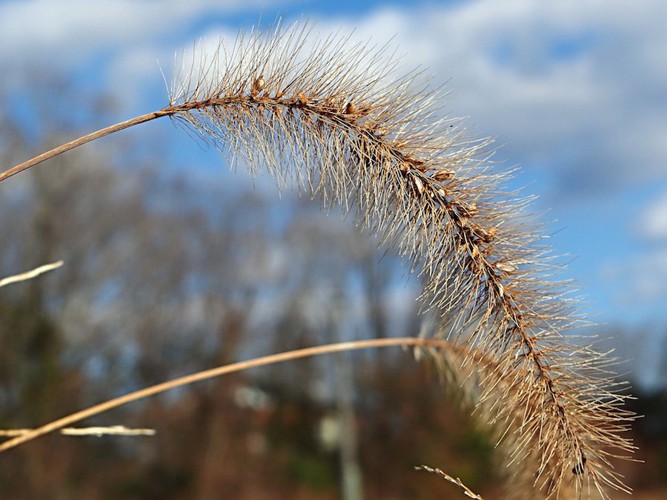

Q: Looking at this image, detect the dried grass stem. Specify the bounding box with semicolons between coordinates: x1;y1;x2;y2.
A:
0;337;458;453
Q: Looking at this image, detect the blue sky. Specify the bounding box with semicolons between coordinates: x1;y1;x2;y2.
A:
2;0;666;330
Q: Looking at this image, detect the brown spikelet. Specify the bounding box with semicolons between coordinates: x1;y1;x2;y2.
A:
166;20;635;498
251;75;265;96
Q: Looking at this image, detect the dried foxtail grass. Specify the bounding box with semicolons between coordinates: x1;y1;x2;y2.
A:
1;21;635;498
0;261;63;288
416;464;484;499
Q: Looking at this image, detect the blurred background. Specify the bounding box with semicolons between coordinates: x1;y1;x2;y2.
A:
1;0;666;498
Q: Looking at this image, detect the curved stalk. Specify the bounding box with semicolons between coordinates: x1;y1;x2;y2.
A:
0;337;455;453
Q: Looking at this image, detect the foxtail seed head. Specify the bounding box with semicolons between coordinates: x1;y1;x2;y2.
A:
168;21;636;498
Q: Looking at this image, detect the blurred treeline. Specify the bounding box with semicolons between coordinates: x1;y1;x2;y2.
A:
0;86;665;499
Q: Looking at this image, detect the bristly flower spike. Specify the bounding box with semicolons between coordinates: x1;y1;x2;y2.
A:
167;21;635;498
0;20;635;499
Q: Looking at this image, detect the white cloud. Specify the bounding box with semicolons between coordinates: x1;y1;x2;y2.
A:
0;0;294;112
338;0;667;197
0;0;265;60
638;191;667;241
